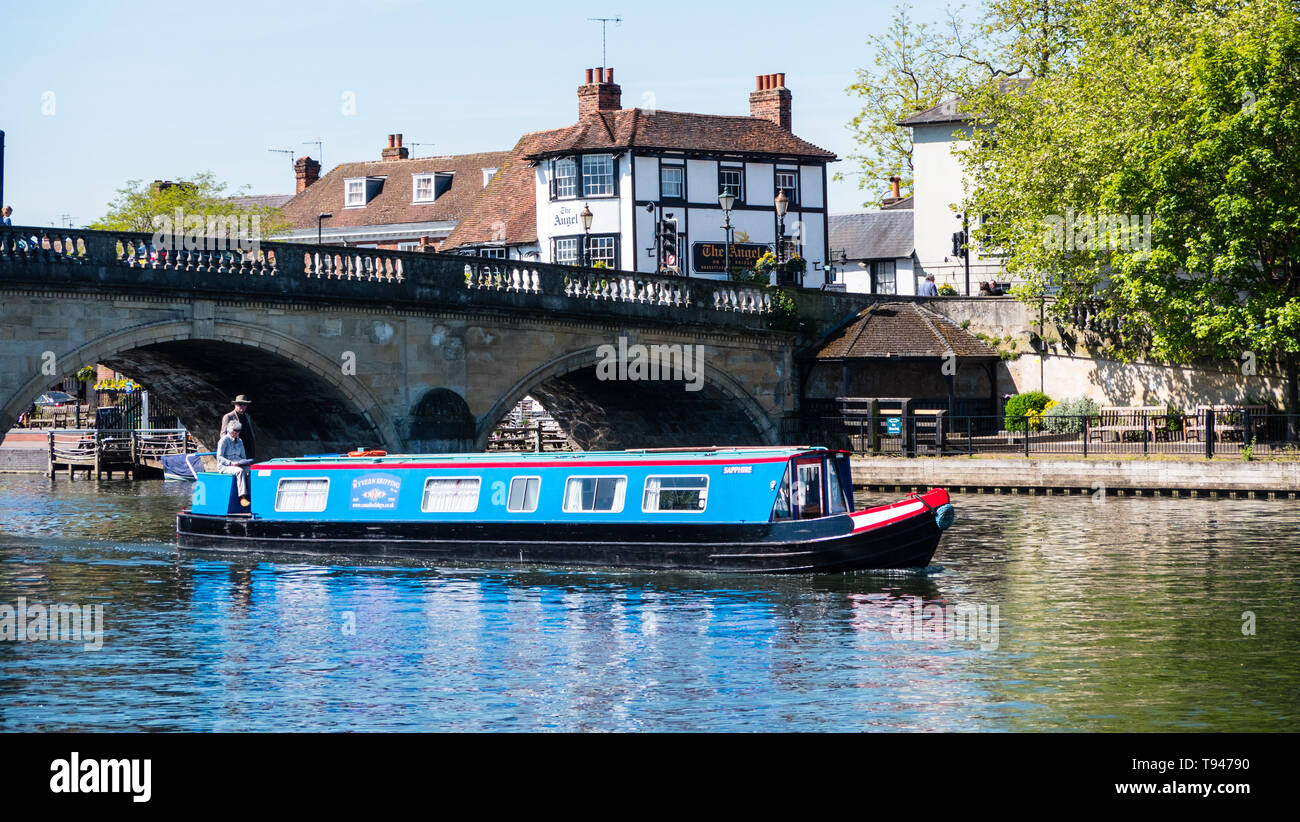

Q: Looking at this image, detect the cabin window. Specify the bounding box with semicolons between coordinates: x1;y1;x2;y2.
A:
275;478;330;512
794;459;824;519
824;455;848;514
563;476;626;513
507;476;541;513
770;464;792;520
421;477;480;513
642;475;708;512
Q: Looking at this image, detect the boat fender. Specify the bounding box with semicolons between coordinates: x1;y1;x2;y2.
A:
934;503;956;531
347;449;388;457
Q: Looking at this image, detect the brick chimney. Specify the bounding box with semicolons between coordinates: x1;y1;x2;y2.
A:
749;73;792;131
382;133;409;161
294;156;321;193
578;67;622;117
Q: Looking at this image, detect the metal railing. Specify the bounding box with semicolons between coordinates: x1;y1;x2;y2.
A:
809;410;1300;459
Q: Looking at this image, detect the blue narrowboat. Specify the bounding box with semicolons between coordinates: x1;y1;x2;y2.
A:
176;446;955;573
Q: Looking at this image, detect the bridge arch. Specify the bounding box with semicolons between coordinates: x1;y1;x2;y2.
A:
476;345;780;451
2;319;400;456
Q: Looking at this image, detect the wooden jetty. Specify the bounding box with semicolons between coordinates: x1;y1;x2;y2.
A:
46;428;196;478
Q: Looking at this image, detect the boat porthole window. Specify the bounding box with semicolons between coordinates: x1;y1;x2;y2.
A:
563;476;626;513
507;476;541;513
642;475;708;513
274;477;330;512
421;477;481;513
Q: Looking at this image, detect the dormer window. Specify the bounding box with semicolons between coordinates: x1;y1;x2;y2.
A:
345;178;366;208
345;176;384;208
482;168;498;188
412;172;454;204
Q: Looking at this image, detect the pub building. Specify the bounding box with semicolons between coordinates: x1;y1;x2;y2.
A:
444;69;838;285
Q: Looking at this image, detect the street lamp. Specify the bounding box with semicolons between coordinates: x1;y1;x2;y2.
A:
316;212;332;246
773;190;789;265
718;190;735;277
579;203;593;266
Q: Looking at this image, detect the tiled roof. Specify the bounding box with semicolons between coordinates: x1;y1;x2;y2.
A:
897;80;1033;127
815;302;999;360
279;150;512;231
443;132;556;249
882;194;913;210
523;109;837;160
229;194;293;209
829;211;914;260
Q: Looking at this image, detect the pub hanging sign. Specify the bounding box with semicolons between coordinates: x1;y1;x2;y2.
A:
691;242;769;273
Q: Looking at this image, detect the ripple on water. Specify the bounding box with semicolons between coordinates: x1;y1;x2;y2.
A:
0;476;1297;730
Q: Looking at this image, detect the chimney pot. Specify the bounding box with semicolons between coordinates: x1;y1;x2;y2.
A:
577;65;622;116
388;135;395;147
755;75;763;91
750;72;793;131
395;133;402;147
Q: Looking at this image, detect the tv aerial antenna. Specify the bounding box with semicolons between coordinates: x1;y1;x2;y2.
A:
587;16;622;68
408;141;436;158
268;147;294;165
303;138;324;168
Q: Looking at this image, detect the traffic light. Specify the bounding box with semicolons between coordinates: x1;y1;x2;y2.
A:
951;230;968;258
659;216;679;274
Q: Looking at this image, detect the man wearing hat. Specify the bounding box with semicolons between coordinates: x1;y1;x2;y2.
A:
220;395;257;460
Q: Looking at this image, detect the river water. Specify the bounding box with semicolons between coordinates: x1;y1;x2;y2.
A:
0;474;1295;732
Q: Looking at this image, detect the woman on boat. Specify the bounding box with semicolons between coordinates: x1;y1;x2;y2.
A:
216;422;254;507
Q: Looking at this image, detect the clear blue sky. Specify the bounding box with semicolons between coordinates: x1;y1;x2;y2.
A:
0;0;920;228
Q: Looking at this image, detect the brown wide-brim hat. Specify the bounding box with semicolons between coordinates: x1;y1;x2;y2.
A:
232;395;252;404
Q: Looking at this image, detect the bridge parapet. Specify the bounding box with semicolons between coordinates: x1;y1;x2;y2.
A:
0;225;779;326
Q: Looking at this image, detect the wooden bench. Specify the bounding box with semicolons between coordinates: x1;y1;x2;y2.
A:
1088;405;1166;442
1185;405;1268;442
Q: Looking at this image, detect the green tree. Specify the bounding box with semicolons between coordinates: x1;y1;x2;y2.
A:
842;6;972;201
957;0;1300;419
91;171;290;238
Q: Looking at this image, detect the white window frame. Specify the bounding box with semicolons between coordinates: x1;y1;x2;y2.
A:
412;173;436;203
420;476;481;513
719;166;744;203
562;475;627;513
586;235;616;267
345;178;366;208
397;241;420;252
581;154;615;197
274;477;330;513
478;246;507;259
553;157;578;199
554;237;579;265
641;474;709;514
506;476;542;513
776;169;798;206
660;164;684;200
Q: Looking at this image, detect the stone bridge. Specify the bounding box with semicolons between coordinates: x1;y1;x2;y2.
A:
0;225;870;457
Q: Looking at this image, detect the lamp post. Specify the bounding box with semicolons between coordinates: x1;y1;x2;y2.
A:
718;190;735;277
579;203;593;266
774;190;789;265
316;212;331;246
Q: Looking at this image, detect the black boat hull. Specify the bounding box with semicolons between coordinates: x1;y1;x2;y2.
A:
175;492;949;574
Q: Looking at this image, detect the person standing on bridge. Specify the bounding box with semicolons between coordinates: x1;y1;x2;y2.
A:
220;395;257;460
918;273;939;297
1;206;12;226
217;421;253;507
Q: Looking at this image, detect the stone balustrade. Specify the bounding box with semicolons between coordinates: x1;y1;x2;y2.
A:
0;225;793;326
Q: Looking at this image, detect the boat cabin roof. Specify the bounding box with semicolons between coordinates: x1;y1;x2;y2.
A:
254;446;838;469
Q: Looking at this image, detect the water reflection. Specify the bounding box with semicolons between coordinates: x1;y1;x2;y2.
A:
0;475;1296;731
